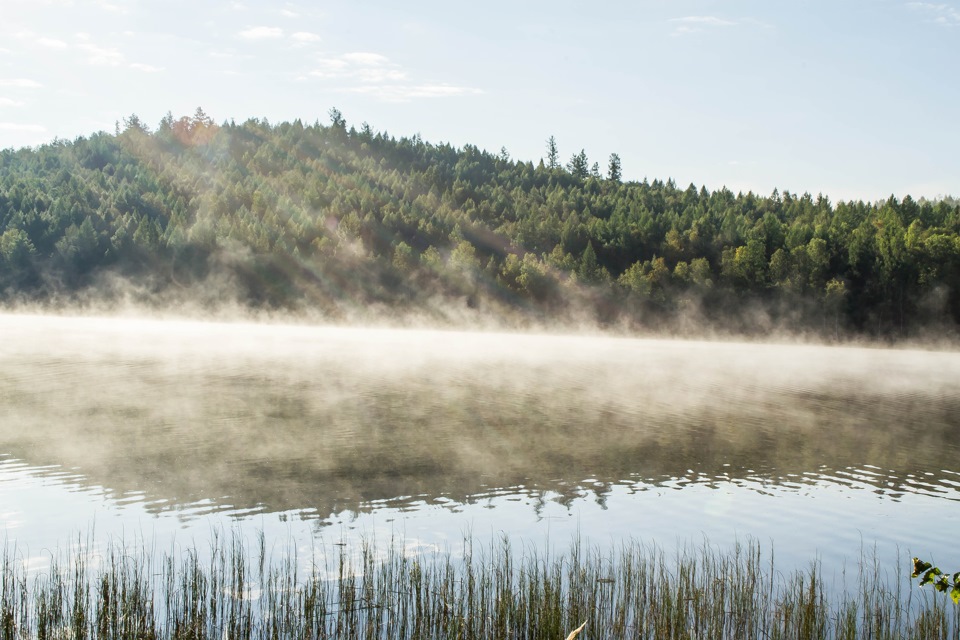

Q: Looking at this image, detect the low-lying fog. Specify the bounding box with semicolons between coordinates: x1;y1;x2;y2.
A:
1;312;959;569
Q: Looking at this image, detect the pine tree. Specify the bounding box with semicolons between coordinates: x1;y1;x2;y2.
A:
578;241;601;282
329;107;346;130
546;136;559;169
608;153;622;182
568;149;589;180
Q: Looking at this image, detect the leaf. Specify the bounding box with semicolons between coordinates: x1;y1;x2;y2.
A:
922;567;944;587
565;621;587;640
952;585;960;605
913;558;933;577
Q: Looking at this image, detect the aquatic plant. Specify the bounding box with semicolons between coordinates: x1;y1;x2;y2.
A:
0;534;956;639
913;558;960;604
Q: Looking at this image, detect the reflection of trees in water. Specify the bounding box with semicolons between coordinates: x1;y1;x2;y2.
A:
1;338;959;523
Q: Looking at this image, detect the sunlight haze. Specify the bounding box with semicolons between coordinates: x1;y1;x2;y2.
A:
2;3;960;632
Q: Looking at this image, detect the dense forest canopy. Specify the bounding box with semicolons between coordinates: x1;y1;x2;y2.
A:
1;108;958;338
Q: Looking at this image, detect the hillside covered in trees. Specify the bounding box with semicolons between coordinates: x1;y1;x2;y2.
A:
1;108;959;338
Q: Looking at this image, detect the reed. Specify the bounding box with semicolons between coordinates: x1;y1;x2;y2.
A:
0;533;955;639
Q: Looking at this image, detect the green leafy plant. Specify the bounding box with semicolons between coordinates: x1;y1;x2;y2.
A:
912;558;960;604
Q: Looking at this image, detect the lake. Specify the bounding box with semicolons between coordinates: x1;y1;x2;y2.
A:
1;313;959;581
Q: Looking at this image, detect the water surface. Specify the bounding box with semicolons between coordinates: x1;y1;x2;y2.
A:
1;314;959;574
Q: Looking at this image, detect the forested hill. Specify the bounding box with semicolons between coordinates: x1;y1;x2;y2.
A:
1;109;959;338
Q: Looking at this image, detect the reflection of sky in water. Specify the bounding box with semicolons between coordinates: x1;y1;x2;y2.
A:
4;455;959;578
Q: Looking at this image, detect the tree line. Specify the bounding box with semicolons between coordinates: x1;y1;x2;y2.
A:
0;107;958;337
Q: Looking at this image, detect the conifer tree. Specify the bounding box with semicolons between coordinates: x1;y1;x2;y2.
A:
546;136;559;169
568;149;589;180
608;153;622;182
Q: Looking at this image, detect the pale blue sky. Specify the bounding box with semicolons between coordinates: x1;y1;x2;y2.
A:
1;0;957;202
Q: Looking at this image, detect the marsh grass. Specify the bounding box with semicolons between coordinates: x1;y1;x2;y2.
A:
0;533;956;639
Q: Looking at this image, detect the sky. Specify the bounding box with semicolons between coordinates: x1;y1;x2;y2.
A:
0;0;958;203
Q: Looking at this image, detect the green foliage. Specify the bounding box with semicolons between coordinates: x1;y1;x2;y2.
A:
607;153;622;182
392;241;415;272
577;241;607;283
449;240;480;274
912;558;960;604
567;149;589;181
0;228;34;266
329;107;346;130
518;253;552;301
0;108;957;335
546;136;559;170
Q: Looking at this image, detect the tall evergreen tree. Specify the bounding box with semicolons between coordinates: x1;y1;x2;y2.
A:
546;136;559;169
568;149;589;180
608;153;622;182
329;107;346;130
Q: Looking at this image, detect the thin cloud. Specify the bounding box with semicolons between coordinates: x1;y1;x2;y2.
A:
906;1;960;25
339;84;483;103
669;15;737;36
129;62;163;72
209;49;253;60
0;79;43;88
95;0;129;13
310;52;406;83
291;31;320;43
281;9;298;18
0;123;46;132
672;16;736;26
0;99;25;107
5;30;70;49
239;26;284;40
74;37;162;72
341;52;390;65
78;42;125;66
306;51;482;101
37;37;69;49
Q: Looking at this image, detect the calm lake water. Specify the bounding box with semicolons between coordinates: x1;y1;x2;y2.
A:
1;313;959;578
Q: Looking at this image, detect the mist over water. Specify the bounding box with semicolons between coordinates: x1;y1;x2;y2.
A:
1;312;959;573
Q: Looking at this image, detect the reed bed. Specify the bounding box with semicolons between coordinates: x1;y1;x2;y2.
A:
0;533;955;639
